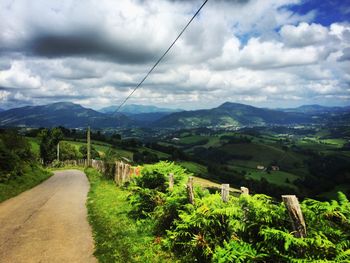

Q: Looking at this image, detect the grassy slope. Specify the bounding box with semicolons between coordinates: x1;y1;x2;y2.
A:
85;168;175;263
27;136;134;159
178;161;208;176
27;137;40;156
0;165;52;203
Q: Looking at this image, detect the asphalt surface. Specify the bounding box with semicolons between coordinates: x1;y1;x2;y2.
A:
0;169;97;263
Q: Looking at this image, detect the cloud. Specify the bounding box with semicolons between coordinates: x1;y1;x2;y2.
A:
338;47;350;61
280;22;331;47
29;31;159;64
0;0;349;110
0;61;42;89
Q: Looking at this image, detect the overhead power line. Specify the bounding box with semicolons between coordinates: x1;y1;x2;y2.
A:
115;0;209;113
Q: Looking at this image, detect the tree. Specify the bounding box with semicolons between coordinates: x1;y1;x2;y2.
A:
59;142;81;161
79;145;100;159
39;128;64;165
0;130;35;182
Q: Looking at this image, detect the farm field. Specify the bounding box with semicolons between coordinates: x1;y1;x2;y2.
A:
178;161;208;177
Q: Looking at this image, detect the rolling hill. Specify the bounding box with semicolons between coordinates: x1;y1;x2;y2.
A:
0;102;134;128
154;102;313;128
100;104;182;115
1;101;348;129
280;104;350;114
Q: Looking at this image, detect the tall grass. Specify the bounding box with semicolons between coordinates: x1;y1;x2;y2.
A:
0;164;52;203
85;168;176;262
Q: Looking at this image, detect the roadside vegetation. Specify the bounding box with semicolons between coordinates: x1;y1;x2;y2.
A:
6;124;350;201
87;161;350;262
0;129;52;202
85;167;175;262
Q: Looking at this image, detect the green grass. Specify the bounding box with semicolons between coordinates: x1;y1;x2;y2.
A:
0;165;52;203
177;135;210;145
138;147;171;159
246;170;298;189
178;161;208;176
85;168;175;262
318;184;350;200
297;137;346;151
63;140;133;159
320;138;347;148
228;164;298;189
220;142;303;170
27;137;40;156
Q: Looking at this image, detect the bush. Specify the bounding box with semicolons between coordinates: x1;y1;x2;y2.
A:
39;128;64;165
128;162;188;219
164;193;350;262
59;141;81;160
79;145;100;159
0;130;35;182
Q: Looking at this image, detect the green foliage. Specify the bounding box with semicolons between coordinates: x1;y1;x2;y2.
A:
128;162;189;224
162;193;350;262
59;141;81;160
0;164;52;203
134;161;187;191
79;144;100;159
123;161;350;262
133;150;159;164
0;130;36;182
213;240;264;263
0;130;52;202
39;128;63;165
85;168;175;262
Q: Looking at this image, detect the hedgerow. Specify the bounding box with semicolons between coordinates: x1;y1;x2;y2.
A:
126;161;350;262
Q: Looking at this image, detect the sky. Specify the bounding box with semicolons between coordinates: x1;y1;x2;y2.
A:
0;0;349;110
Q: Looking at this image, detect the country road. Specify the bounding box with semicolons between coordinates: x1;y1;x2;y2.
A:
0;170;96;263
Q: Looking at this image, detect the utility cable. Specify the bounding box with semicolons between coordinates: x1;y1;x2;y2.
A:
115;0;209;112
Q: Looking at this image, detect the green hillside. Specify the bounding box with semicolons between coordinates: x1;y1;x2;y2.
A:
155;102;312;128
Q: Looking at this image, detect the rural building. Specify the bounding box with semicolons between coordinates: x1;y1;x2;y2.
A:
257;165;265;170
271;165;280;171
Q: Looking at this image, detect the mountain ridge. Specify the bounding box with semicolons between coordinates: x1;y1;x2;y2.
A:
0;102;133;128
99;104;183;115
154;102;316;128
1;101;349;129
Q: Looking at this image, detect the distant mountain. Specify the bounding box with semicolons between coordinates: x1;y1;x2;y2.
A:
280;104;350;114
127;112;173;124
154;102;312;128
0;108;4;112
0;102;133;128
2;101;348;129
99;105;119;114
100;104;182;115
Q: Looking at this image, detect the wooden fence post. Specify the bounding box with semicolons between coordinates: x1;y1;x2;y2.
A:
240;186;249;195
169;173;174;190
129;167;134;179
187;177;195;205
124;164;130;183
117;162;122;185
221;184;230;202
114;161;118;184
57;142;60;162
282;195;306;238
87;127;91;167
121;162;126;183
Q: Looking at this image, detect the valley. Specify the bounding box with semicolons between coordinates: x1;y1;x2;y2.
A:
15;116;350;200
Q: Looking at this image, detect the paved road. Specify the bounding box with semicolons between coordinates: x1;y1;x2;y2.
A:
0;170;97;263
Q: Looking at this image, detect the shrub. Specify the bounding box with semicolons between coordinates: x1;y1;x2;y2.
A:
59;141;81;160
164;192;350;262
128;162;188;219
0;130;35;182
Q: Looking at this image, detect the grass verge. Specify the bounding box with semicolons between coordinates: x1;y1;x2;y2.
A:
0;164;52;203
85;168;175;262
